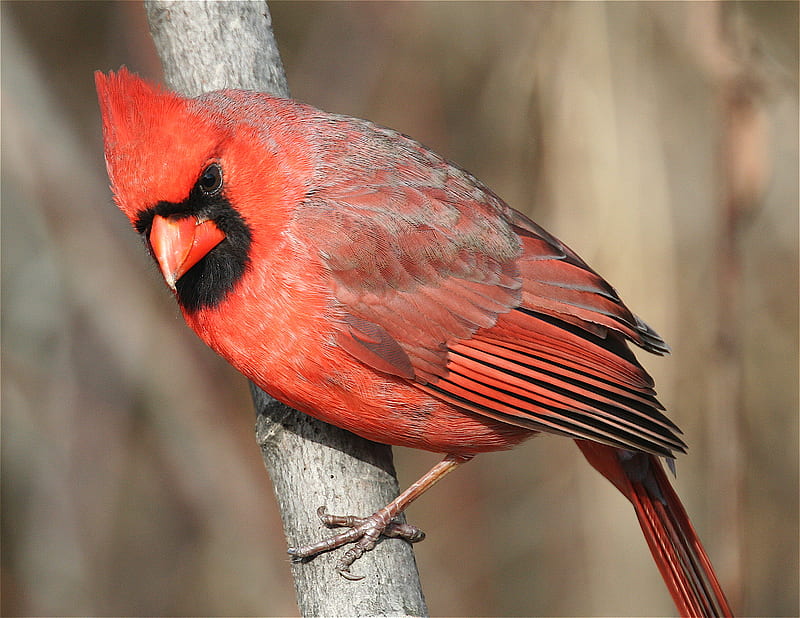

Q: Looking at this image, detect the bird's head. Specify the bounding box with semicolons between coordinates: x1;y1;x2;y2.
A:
95;68;311;312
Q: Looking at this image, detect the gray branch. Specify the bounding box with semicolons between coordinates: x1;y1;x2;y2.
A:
144;2;428;616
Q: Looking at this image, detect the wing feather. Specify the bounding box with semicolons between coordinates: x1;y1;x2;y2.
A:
295;117;678;455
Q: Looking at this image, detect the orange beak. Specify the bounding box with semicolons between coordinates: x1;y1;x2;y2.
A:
149;215;226;290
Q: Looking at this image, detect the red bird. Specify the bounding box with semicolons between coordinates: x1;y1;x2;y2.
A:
96;68;731;616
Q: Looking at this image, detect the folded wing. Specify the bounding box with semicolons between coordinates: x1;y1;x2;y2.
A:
295;121;681;456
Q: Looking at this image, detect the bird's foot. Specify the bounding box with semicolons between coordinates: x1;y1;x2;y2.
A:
287;505;426;580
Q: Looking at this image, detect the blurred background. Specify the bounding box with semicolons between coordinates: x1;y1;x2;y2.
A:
2;2;797;616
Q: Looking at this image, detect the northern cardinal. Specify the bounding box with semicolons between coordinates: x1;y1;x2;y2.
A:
96;68;731;616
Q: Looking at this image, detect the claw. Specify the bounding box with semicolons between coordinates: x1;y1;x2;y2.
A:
287;505;427;578
287;456;467;579
338;567;365;582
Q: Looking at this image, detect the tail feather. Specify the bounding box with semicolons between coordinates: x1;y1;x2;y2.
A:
576;440;732;617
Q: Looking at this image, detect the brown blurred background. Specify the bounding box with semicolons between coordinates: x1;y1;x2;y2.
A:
2;2;797;616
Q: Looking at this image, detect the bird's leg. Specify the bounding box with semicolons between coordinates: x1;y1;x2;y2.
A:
287;453;471;579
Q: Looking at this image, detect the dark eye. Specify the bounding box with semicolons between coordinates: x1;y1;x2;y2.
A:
198;163;223;196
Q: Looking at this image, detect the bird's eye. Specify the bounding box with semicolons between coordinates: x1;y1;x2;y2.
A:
198;163;223;196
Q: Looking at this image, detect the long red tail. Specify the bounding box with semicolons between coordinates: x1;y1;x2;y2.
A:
577;440;732;617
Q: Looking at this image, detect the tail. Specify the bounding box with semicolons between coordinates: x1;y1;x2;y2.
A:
576;440;733;617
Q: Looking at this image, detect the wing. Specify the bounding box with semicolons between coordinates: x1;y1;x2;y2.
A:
297;184;523;384
294;120;682;456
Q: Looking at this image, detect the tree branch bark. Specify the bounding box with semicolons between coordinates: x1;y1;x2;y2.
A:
144;2;428;616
